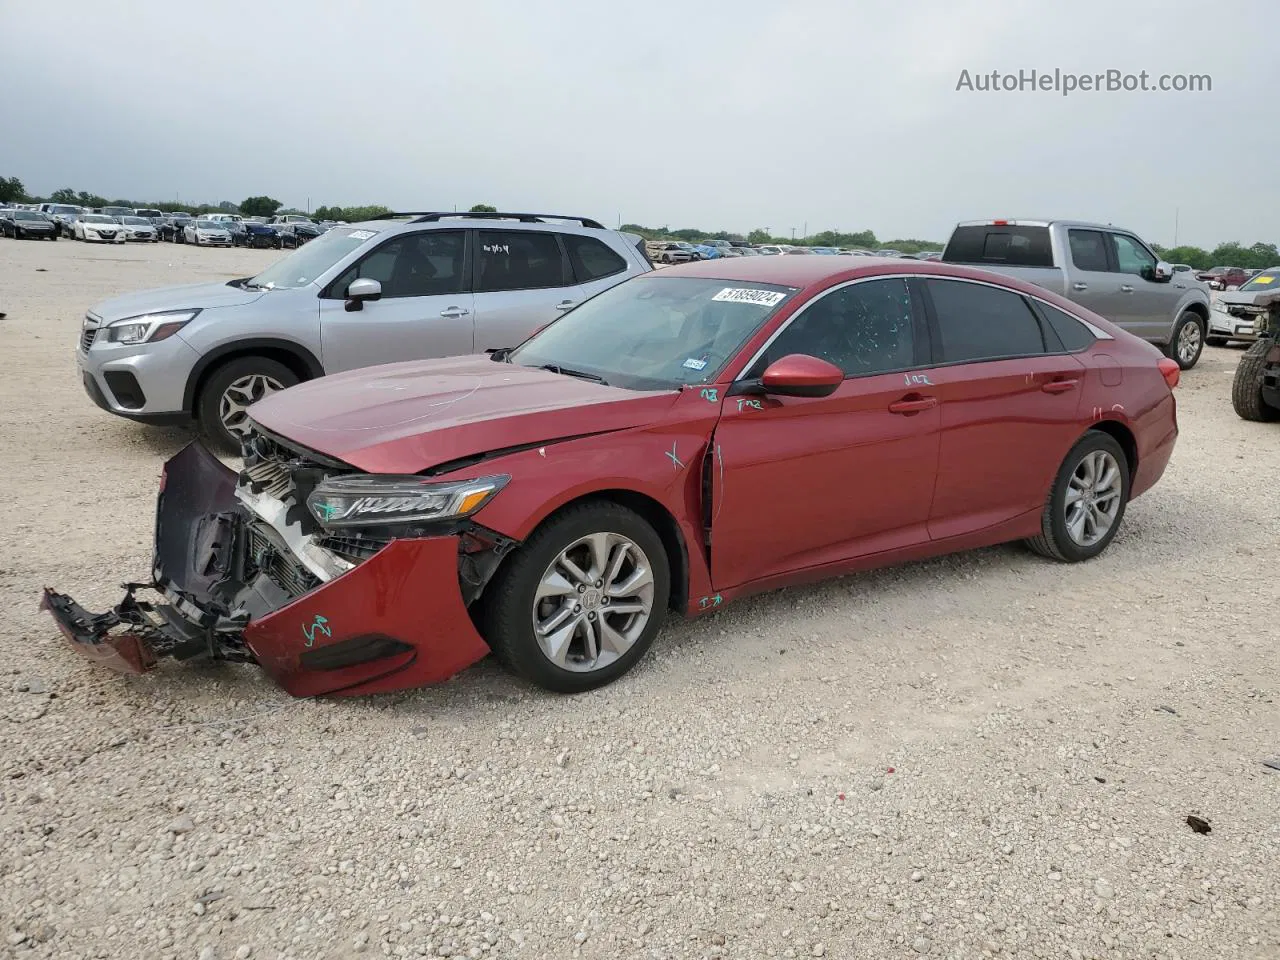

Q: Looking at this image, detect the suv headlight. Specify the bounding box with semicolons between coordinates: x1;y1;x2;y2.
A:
307;474;508;529
105;309;200;344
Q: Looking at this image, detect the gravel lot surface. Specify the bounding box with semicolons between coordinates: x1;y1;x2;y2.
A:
1;240;1278;960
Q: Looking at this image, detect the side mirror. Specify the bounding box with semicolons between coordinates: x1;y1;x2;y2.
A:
760;353;844;398
1151;261;1174;283
344;277;382;312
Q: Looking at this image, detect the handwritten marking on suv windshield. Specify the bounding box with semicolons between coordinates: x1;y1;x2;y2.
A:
711;288;786;307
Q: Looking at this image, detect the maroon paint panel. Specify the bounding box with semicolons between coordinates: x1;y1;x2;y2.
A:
243;537;490;698
41;589;158;675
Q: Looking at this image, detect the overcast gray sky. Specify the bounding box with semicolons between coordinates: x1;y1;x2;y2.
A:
2;0;1275;247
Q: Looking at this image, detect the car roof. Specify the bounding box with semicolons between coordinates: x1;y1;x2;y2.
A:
652;254;1088;295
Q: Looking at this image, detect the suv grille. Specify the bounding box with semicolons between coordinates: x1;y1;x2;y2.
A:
80;315;100;353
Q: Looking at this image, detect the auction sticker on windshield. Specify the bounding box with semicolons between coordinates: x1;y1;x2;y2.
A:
347;230;377;241
711;288;787;307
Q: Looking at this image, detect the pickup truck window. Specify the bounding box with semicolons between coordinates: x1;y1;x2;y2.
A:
926;279;1046;363
941;226;1053;267
1035;301;1096;352
1068;230;1109;272
1110;234;1156;276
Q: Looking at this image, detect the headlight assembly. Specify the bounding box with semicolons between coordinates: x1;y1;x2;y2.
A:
105;309;200;344
307;474;508;529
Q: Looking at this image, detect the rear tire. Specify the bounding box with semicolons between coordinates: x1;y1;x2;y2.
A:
1231;338;1280;422
1025;431;1130;563
480;501;670;694
1166;311;1205;370
196;356;299;454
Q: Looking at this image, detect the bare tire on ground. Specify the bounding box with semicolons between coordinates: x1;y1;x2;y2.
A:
196;356;298;454
1231;338;1280;422
1166;311;1205;370
1026;430;1131;563
481;501;671;694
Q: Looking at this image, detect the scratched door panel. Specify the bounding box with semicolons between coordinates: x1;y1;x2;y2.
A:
926;354;1087;540
709;373;941;590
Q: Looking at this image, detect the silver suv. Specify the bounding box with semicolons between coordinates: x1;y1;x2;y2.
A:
77;211;653;450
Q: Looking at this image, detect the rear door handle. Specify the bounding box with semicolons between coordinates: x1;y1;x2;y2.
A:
888;396;938;414
1041;378;1079;394
440;306;470;319
1071;282;1088;291
555;300;576;311
1119;284;1134;293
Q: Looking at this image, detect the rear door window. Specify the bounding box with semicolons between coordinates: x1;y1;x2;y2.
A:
1034;301;1097;352
1067;229;1110;272
926;278;1046;363
475;230;570;292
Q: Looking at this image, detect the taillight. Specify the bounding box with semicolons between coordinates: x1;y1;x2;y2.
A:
1157;357;1180;389
992;219;1009;226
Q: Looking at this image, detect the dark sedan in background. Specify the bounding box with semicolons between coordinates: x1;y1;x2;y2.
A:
2;209;59;240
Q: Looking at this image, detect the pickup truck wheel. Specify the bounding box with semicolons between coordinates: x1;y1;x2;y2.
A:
196;357;299;454
480;501;670;694
1231;339;1280;422
1167;312;1204;370
1025;431;1130;563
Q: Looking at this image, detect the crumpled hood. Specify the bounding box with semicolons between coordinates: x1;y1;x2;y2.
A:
1218;287;1280;308
89;281;266;322
248;355;680;474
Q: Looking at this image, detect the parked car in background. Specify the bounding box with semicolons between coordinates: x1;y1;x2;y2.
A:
120;216;159;242
917;251;943;261
184;219;233;246
237;220;280;248
809;247;839;255
1196;266;1247;290
2;209;59;240
270;214;315;227
47;254;1181;698
1171;263;1194;275
160;214;192;242
1209;266;1280;346
74;211;654;450
875;249;902;257
649;241;695;264
134;208;165;223
74;214;126;243
940;219;1212;369
99;205;134;220
276;221;325;248
781;245;813;255
756;245;784;255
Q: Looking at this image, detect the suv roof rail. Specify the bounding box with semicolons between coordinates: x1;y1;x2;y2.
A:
378;211;607;229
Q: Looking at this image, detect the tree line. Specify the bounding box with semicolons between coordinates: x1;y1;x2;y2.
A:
3;175;1276;266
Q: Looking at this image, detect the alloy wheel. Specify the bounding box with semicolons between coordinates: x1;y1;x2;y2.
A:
1177;320;1202;365
1064;449;1122;547
532;532;655;673
218;374;284;439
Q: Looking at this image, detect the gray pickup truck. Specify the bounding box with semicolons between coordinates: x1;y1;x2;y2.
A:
941;219;1212;369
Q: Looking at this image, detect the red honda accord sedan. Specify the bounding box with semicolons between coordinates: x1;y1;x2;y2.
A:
44;257;1180;698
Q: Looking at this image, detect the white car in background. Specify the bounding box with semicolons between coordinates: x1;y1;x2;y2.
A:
73;214;127;243
183;219;232;246
120;216;160;242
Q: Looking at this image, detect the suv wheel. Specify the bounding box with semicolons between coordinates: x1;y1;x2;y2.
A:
481;501;670;694
196;357;299;453
1167;311;1204;370
1231;338;1280;422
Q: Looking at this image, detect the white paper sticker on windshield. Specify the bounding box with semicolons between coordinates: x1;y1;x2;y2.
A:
348;230;376;240
711;287;786;307
682;357;708;370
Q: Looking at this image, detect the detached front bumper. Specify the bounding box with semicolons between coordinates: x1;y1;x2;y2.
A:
42;443;492;698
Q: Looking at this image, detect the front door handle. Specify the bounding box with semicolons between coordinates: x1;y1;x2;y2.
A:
555;300;575;311
888;395;937;415
1041;378;1079;394
1119;284;1134;293
1072;282;1088;291
440;306;470;319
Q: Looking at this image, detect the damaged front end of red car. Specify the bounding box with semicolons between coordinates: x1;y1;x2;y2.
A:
42;436;516;697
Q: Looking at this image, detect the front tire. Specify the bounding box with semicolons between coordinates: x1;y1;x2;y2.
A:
1025;431;1130;563
1166;311;1205;370
1232;338;1280;422
481;501;671;693
195;356;298;454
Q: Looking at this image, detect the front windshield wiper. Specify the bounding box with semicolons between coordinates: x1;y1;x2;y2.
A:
538;363;608;385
